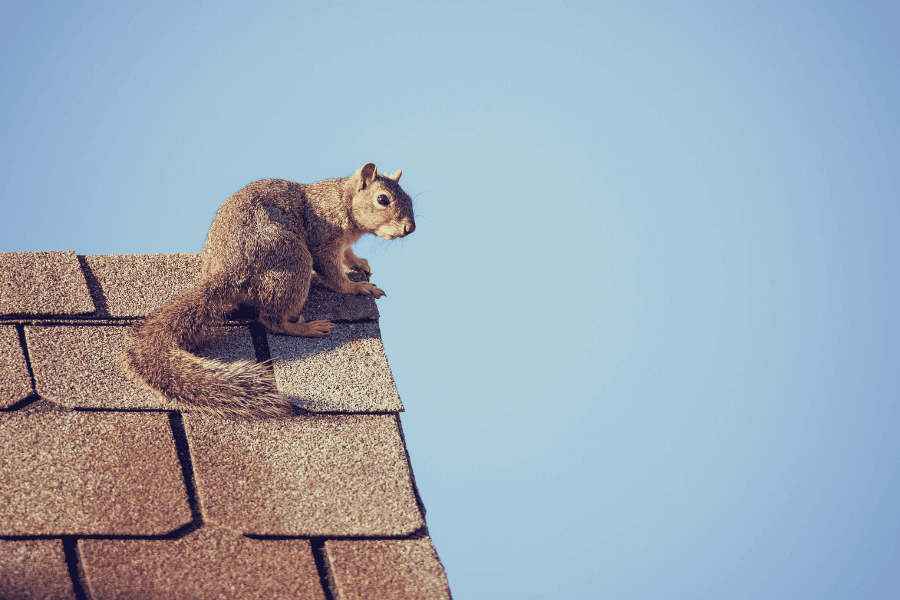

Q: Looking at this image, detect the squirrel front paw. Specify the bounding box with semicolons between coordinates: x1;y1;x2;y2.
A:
353;281;385;298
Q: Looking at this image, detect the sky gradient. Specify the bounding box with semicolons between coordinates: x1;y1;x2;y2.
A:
2;1;898;598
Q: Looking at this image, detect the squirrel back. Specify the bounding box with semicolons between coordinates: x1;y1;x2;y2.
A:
124;163;415;418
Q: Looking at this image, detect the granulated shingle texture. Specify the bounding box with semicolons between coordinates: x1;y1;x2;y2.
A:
184;413;424;536
0;251;450;595
196;326;258;363
270;321;403;412
80;253;203;317
0;251;94;315
325;538;452;600
24;325;179;410
0;411;192;535
0;539;76;600
80;526;325;600
26;324;257;410
0;325;33;408
302;274;380;322
79;253;378;321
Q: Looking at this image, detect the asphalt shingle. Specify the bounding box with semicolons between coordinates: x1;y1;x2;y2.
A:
325;537;452;600
0;325;32;408
0;250;449;594
24;324;256;410
0;539;76;600
301;271;380;322
79;253;379;321
25;325;177;410
0;251;94;316
0;411;192;535
270;321;403;413
80;526;325;600
184;413;424;536
80;253;203;318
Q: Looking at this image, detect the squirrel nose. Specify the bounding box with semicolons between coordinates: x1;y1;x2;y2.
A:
403;221;416;235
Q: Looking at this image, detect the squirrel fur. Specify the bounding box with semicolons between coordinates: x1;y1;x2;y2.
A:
124;162;415;418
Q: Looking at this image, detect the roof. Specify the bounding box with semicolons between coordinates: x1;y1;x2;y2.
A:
0;251;451;599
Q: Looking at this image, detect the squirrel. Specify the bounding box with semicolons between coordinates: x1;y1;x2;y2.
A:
124;162;415;418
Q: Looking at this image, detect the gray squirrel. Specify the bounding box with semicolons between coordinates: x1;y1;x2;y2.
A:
124;163;415;417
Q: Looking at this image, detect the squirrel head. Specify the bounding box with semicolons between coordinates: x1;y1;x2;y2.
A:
349;162;416;240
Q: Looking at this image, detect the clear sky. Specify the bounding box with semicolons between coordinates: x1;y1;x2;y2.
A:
2;1;898;598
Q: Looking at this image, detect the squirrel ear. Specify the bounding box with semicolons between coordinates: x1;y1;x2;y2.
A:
359;163;378;190
389;169;402;182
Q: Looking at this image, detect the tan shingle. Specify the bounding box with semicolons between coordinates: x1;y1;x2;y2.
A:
25;325;255;410
0;325;33;408
196;326;260;364
80;526;325;600
0;539;76;600
0;250;449;594
80;254;203;317
25;325;177;410
0;411;192;535
325;537;452;600
0;251;94;316
270;321;403;413
80;253;378;321
302;272;380;322
184;414;424;536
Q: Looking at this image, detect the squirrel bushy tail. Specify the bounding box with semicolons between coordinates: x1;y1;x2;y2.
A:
124;163;415;417
124;277;291;418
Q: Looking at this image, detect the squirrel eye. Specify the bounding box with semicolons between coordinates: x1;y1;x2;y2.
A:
377;194;391;206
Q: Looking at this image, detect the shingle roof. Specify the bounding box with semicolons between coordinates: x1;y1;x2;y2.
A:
0;252;451;599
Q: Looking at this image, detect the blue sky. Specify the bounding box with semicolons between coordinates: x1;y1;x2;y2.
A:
2;1;899;598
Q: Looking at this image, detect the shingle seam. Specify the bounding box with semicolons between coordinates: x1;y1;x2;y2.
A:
0;396;40;411
0;524;431;543
67;408;405;417
2;323;41;411
395;414;428;519
0;534;72;541
293;410;404;416
310;538;339;600
0;319;130;326
2;523;219;542
0;531;210;542
330;316;379;325
167;412;205;533
282;315;379;325
0;312;99;320
62;536;90;600
0;316;370;325
15;324;36;389
243;525;431;542
75;254;103;317
0;318;256;326
249;321;272;363
70;407;172;413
